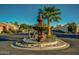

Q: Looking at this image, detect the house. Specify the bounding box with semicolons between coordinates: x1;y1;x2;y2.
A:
0;25;4;33
0;23;9;33
0;23;19;33
53;25;68;32
7;24;19;31
76;25;79;33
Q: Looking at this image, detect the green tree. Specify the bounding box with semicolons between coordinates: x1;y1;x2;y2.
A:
13;21;19;26
39;6;62;36
67;22;77;33
71;22;77;33
20;24;29;29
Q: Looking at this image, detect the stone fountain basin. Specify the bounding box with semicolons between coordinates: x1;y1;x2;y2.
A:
11;39;70;50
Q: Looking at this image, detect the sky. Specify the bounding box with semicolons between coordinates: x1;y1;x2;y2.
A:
0;4;79;26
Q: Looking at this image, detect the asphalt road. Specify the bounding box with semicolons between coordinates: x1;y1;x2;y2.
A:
54;33;79;39
0;38;79;55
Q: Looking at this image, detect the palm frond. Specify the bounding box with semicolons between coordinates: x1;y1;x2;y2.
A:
38;6;62;23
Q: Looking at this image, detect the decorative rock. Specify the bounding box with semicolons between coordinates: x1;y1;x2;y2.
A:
11;39;70;50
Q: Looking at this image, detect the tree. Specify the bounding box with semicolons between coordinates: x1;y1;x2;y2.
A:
39;6;62;36
20;24;29;29
13;21;19;26
71;22;77;33
67;22;77;33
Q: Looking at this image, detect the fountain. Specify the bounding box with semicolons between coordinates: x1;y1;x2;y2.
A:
11;14;70;50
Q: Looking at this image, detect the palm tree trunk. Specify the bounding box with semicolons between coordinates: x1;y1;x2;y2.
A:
48;19;51;36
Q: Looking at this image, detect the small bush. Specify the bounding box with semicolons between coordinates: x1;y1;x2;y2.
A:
47;34;57;39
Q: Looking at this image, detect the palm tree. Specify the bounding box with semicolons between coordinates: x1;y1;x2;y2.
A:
39;6;62;36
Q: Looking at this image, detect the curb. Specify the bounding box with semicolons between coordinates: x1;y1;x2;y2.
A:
11;40;70;50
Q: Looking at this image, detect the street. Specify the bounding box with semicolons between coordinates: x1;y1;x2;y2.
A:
0;38;79;55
